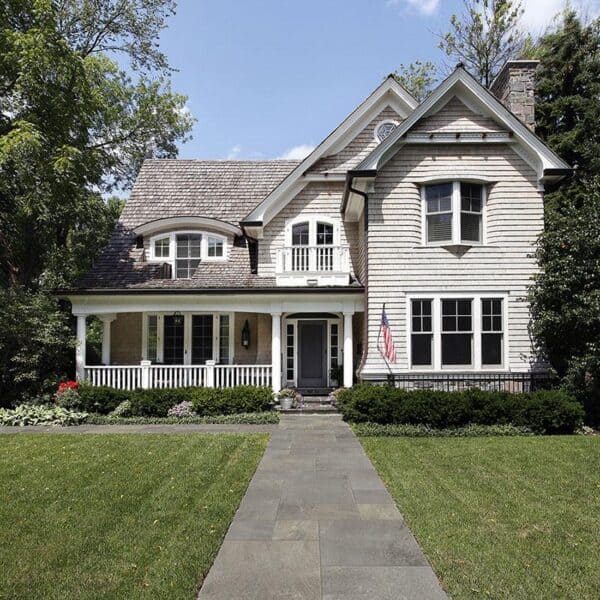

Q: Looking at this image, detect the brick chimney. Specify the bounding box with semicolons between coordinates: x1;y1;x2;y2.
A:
490;60;539;131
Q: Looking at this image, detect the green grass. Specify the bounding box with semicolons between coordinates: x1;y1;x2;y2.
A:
361;436;600;600
0;433;268;599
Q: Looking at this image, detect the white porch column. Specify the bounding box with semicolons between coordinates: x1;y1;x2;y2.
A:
343;311;354;388
75;314;87;382
271;312;282;393
98;314;117;366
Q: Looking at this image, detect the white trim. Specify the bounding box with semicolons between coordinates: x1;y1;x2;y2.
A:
285;215;340;247
134;216;241;237
406;292;509;372
357;67;570;181
242;77;417;226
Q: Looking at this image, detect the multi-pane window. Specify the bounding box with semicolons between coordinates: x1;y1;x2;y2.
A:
191;315;213;364
153;237;170;258
425;183;453;243
482;299;503;365
441;299;473;366
423;182;485;245
286;323;295;381
163;315;184;364
460;183;483;242
330;323;339;372
317;223;334;245
291;222;310;246
176;234;202;279
219;315;230;364
147;315;158;362
411;300;433;366
207;236;224;258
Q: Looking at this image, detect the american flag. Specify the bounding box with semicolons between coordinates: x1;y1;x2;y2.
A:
378;306;397;363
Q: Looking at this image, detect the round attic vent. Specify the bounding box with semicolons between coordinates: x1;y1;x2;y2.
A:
375;120;398;143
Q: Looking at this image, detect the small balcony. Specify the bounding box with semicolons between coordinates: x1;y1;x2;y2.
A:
275;245;351;286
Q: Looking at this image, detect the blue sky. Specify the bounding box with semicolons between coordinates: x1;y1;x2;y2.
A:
159;0;598;161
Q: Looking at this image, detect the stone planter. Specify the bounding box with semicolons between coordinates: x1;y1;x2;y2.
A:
280;397;294;410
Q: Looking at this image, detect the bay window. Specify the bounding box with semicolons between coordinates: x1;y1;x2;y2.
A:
423;181;485;246
409;295;506;370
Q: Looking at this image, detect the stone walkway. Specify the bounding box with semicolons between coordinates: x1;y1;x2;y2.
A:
198;414;447;600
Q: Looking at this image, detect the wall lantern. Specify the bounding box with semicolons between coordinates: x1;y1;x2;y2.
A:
173;311;184;327
241;319;251;349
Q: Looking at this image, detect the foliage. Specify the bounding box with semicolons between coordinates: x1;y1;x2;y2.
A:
0;404;87;426
0;433;267;597
109;399;132;418
391;61;438;102
353;422;533;437
54;387;80;410
336;384;584;433
76;384;129;414
128;387;191;417
190;385;274;416
362;436;600;599
0;287;73;407
166;400;196;418
86;412;280;425
530;11;600;426
439;0;525;86
276;388;297;399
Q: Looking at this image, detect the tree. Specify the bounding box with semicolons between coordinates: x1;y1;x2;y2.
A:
439;0;525;87
529;10;600;425
0;0;193;402
391;61;438;102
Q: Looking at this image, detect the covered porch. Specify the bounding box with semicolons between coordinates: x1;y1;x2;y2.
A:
69;291;364;392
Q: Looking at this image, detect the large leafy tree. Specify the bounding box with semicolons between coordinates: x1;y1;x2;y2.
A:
439;0;525;86
0;0;193;402
391;61;438;102
530;10;600;424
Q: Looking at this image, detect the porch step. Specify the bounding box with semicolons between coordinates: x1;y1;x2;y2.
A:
276;394;338;414
296;387;334;397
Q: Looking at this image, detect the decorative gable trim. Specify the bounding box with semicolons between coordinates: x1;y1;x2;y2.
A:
356;67;571;182
133;216;242;237
241;76;417;231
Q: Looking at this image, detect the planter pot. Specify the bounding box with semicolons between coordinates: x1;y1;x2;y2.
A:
280;397;293;410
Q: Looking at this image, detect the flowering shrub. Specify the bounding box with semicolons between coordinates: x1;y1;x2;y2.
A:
54;387;81;410
0;404;88;426
167;401;196;418
58;381;78;393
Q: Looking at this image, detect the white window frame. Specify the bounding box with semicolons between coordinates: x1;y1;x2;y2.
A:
406;293;509;372
142;312;233;365
420;181;487;247
285;215;340;247
148;230;228;278
374;119;399;143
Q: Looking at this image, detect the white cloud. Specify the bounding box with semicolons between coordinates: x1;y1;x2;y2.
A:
278;144;315;160
521;0;600;33
387;0;440;17
227;144;242;159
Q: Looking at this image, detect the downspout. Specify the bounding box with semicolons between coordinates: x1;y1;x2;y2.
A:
347;176;370;382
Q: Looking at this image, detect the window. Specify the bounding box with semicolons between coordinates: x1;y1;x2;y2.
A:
207;236;224;258
163;315;184;364
423;182;485;246
330;323;339;372
147;315;158;362
219;315;230;364
292;222;309;246
286;323;295;381
176;234;202;279
153;237;170;258
482;298;503;365
411;300;433;366
317;222;334;245
375;120;398;142
408;295;507;370
425;183;453;243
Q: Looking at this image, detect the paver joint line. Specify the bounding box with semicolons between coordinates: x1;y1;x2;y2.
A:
198;415;447;599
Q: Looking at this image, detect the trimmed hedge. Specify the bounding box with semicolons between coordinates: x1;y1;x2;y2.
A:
336;384;584;434
86;411;280;425
70;385;274;418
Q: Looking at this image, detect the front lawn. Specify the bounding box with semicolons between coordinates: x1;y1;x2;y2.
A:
0;433;267;599
361;436;600;599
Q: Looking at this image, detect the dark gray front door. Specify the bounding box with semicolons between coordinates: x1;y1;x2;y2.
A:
298;320;327;388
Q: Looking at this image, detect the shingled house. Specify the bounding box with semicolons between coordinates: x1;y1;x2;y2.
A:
65;62;570;393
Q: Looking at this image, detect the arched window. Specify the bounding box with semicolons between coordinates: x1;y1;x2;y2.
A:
291;222;309;246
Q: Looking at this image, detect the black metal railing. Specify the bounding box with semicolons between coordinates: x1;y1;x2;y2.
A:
365;372;556;393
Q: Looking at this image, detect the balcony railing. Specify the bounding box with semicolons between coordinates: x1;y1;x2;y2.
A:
275;245;350;286
84;362;273;390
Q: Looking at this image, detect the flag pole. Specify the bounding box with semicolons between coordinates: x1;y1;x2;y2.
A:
378;303;395;385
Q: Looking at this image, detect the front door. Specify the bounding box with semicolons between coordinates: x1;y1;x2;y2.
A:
298;320;327;388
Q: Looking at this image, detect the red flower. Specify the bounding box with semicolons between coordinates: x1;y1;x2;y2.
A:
57;381;79;393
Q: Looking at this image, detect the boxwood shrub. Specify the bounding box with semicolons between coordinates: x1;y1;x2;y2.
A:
128;388;192;417
190;385;273;416
336;384;584;434
77;385;129;415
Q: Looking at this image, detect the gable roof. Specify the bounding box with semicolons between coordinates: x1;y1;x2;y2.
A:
241;76;417;230
356;66;571;180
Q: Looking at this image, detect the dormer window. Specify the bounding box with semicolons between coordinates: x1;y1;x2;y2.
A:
148;230;228;279
422;182;485;246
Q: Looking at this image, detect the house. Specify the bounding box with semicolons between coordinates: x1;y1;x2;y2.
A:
64;61;570;394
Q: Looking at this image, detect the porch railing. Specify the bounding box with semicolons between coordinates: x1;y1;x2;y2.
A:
276;245;350;273
84;362;273;390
